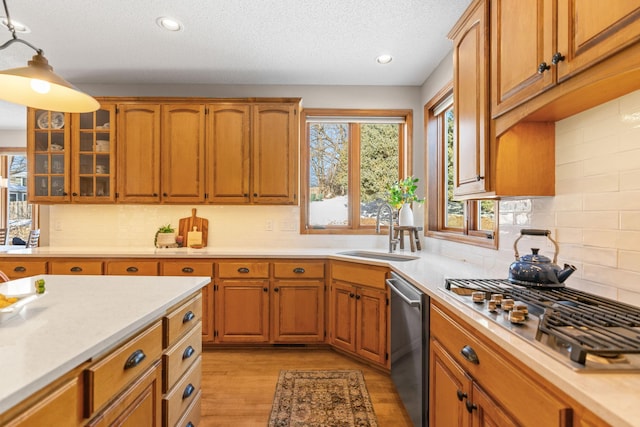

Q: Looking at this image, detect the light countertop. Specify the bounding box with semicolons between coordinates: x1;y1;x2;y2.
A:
0;246;638;425
0;274;210;414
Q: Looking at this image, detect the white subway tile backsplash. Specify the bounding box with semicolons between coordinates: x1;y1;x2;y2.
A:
620;212;640;230
583;229;619;248
616;231;640;251
619;250;640;273
620;170;640;191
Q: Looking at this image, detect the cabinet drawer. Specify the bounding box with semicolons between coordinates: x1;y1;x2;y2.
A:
85;321;163;417
175;390;201;427
274;261;325;279
163;356;201;427
430;303;570;427
164;293;202;347
50;260;103;275
4;376;81;427
106;260;159;275
0;260;47;279
163;322;202;393
161;261;213;277
218;261;269;278
331;261;387;290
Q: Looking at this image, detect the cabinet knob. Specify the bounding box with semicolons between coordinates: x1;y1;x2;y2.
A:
163;192;168;197
72;192;78;196
537;61;550;74
551;52;565;65
465;400;478;413
124;349;146;370
456;390;467;401
153;193;158;197
349;293;355;298
263;287;269;292
253;193;258;197
274;287;279;292
461;345;480;365
62;192;68;196
355;294;361;300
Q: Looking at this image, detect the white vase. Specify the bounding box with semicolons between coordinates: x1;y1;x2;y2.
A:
398;203;414;227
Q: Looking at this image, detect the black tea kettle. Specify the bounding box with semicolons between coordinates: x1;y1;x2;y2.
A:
508;229;576;288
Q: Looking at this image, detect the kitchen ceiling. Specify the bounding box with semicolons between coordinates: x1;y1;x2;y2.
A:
0;0;471;130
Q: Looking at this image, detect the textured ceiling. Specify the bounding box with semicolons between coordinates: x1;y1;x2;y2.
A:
0;0;471;130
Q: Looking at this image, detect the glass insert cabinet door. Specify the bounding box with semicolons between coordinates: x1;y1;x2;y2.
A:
29;109;71;201
73;105;116;202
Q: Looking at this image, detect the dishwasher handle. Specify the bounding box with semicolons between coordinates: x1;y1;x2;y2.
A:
386;278;422;308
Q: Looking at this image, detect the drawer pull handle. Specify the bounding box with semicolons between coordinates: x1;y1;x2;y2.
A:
182;267;194;273
182;383;195;400
457;390;467;401
237;267;250;273
461;345;480;365
14;266;26;272
124;350;146;370
182;345;195;360
293;267;305;274
183;311;195;323
70;266;83;272
126;266;139;273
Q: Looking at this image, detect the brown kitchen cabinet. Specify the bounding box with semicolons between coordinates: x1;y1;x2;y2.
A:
106;260;159;275
430;301;572;427
27;109;72;203
0;259;47;280
272;261;326;343
49;260;103;275
72;104;117;202
449;0;556;200
329;261;389;367
161;261;214;342
215;261;270;343
161;104;206;203
491;0;640;117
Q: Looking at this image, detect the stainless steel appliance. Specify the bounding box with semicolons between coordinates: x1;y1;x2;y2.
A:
444;278;640;371
388;272;428;426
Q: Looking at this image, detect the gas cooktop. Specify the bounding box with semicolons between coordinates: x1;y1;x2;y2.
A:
443;279;640;372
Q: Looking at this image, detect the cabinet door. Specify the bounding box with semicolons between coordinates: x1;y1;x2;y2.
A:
73;104;116;202
272;280;325;343
215;280;270;343
161;105;206;203
491;0;555;116
355;286;387;365
28;109;71;202
251;103;298;204
451;0;490;197
471;383;519;427
329;281;357;353
557;1;640;81
206;104;251;203
430;339;471;427
117;104;161;203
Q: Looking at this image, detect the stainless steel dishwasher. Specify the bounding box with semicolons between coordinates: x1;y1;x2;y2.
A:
387;272;428;427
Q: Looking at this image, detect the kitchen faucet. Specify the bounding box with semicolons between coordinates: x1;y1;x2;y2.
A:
376;203;399;253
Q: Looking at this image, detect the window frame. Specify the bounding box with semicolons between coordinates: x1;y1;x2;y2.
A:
300;108;413;235
424;83;498;249
0;148;39;240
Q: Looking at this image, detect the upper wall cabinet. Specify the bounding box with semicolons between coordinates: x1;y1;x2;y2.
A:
491;0;640;118
449;0;490;197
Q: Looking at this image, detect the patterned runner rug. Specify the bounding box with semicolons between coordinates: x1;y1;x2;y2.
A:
268;370;378;427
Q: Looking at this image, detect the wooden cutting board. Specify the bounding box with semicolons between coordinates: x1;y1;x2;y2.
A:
178;208;208;248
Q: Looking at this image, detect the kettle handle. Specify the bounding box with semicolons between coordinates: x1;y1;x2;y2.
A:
513;229;559;263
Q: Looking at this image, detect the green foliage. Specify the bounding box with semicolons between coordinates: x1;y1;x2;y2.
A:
157;224;174;233
387;176;424;209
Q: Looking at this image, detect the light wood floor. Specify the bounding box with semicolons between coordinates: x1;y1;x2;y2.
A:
200;347;413;426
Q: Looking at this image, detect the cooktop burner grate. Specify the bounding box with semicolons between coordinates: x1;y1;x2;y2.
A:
444;279;640;365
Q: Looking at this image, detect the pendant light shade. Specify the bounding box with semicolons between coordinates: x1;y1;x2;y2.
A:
0;52;100;112
0;0;99;113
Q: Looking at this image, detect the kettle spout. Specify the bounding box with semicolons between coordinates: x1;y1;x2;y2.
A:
556;264;577;283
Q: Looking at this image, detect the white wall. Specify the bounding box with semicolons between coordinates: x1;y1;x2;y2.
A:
0;130;26;148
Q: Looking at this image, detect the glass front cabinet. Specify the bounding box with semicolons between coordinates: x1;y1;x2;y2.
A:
27;105;116;203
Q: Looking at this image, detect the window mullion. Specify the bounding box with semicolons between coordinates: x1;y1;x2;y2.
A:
349;123;361;229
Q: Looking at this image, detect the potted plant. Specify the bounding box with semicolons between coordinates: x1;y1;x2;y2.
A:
388;176;424;226
155;224;176;248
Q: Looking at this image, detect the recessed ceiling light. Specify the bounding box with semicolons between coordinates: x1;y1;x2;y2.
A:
1;17;30;33
376;54;393;65
156;16;183;32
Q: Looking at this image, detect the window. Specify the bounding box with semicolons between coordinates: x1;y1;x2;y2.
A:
301;109;412;233
0;150;38;244
424;84;497;248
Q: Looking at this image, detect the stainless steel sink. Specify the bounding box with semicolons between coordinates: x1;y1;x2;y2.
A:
338;250;419;262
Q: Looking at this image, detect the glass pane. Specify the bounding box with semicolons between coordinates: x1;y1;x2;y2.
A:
35;176;48;196
35;154;48;174
308;123;349;227
51;155;64;174
79;176;94;196
79;112;94;129
8;155;33;242
96;177;110;197
51;177;65;196
478;200;496;231
444;107;464;228
79;154;93;174
359;123;399;226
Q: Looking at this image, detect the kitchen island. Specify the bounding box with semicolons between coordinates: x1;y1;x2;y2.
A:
0;247;638;426
0;274;210;425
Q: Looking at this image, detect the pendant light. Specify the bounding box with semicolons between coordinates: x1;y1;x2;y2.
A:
0;0;99;112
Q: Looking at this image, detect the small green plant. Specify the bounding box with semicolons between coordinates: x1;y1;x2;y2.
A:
157;224;175;233
387;176;424;210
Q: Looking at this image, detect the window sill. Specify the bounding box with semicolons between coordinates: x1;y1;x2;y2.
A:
426;229;498;250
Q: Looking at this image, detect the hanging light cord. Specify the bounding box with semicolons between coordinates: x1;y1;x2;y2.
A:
0;0;42;54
